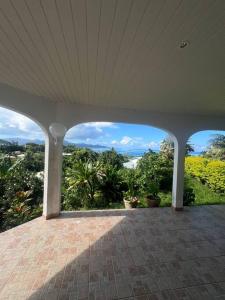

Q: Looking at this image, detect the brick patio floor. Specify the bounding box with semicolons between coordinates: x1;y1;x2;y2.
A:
1;206;225;299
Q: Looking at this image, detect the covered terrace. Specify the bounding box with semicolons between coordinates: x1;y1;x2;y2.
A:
0;0;225;299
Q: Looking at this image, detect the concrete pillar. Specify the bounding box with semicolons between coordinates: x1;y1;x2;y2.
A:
43;123;66;219
172;137;186;210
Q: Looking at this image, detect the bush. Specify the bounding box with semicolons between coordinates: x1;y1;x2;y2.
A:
22;150;44;172
185;157;208;183
99;148;126;170
0;156;43;231
137;151;173;191
185;156;225;193
120;168;140;199
2;191;42;230
61;186;82;210
205;161;225;192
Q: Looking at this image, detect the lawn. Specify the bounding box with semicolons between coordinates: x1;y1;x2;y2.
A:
139;176;225;208
185;176;225;206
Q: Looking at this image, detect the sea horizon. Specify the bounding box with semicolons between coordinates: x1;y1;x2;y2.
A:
88;147;202;157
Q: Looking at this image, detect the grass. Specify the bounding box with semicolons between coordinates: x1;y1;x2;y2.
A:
185;176;225;206
159;192;172;207
138;176;225;208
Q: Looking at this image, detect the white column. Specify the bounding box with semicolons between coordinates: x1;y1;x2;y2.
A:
43;123;66;219
172;137;186;210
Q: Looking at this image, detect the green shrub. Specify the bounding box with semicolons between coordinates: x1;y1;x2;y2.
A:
0;156;43;231
2;191;42;231
137;151;173;191
99;148;126;170
205;161;225;192
99;164;124;204
183;187;195;206
61;186;82;210
120;168;140;199
185;156;225;193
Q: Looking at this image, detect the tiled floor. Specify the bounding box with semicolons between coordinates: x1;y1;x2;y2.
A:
1;206;225;299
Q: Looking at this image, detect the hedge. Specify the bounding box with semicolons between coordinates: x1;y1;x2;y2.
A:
185;156;225;193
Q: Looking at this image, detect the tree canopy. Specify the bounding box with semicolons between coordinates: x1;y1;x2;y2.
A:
203;134;225;160
160;137;194;160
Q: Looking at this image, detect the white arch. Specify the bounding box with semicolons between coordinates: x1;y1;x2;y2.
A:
1;83;225;216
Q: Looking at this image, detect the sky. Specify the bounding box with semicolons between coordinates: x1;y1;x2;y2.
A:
0;107;224;152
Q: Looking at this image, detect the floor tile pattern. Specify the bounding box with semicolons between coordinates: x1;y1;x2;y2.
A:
1;206;225;299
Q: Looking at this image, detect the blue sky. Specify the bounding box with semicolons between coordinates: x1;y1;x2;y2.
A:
0;107;224;152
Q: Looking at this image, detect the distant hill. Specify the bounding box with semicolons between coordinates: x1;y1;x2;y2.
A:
0;139;12;146
1;137;109;149
67;143;108;149
6;138;44;145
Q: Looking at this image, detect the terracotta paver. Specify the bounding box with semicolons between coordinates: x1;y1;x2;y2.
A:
1;205;225;299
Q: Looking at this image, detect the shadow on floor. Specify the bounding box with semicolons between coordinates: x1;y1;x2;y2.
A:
2;206;225;299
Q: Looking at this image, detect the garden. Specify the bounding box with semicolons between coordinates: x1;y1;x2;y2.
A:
1;134;225;232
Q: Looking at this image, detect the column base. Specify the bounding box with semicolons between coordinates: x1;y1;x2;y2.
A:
43;212;60;220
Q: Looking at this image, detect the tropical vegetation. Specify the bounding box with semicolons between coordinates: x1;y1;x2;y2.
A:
0;134;225;232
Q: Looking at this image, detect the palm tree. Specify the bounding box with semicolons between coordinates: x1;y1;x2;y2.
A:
65;160;102;207
160;137;194;160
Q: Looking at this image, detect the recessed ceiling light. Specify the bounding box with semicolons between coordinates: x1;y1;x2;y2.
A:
179;40;190;49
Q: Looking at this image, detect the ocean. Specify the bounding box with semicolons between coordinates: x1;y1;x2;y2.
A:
89;147;202;157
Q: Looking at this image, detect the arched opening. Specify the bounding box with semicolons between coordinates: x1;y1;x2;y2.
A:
62;122;175;211
0;106;46;232
184;130;225;206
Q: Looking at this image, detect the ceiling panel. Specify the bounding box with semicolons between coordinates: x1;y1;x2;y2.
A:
0;0;224;115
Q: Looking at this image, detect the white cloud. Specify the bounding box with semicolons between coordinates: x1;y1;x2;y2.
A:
83;122;116;129
120;136;133;145
111;140;117;144
0;107;44;139
193;144;206;152
66;122;117;141
8;114;32;132
111;136;148;147
147;141;159;149
119;136;144;146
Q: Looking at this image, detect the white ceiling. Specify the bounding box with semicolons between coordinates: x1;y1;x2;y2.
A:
0;0;224;116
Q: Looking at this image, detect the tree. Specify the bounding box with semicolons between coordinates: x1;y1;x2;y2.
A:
98;148;126;169
137;150;173;191
99;164;124;204
22;150;44;172
204;134;225;160
71;148;98;163
160;137;194;160
63;147;99;171
0;154;12;176
25;143;45;152
0;160;43;231
64;160;102;208
0;141;24;154
160;138;174;160
63;144;77;153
